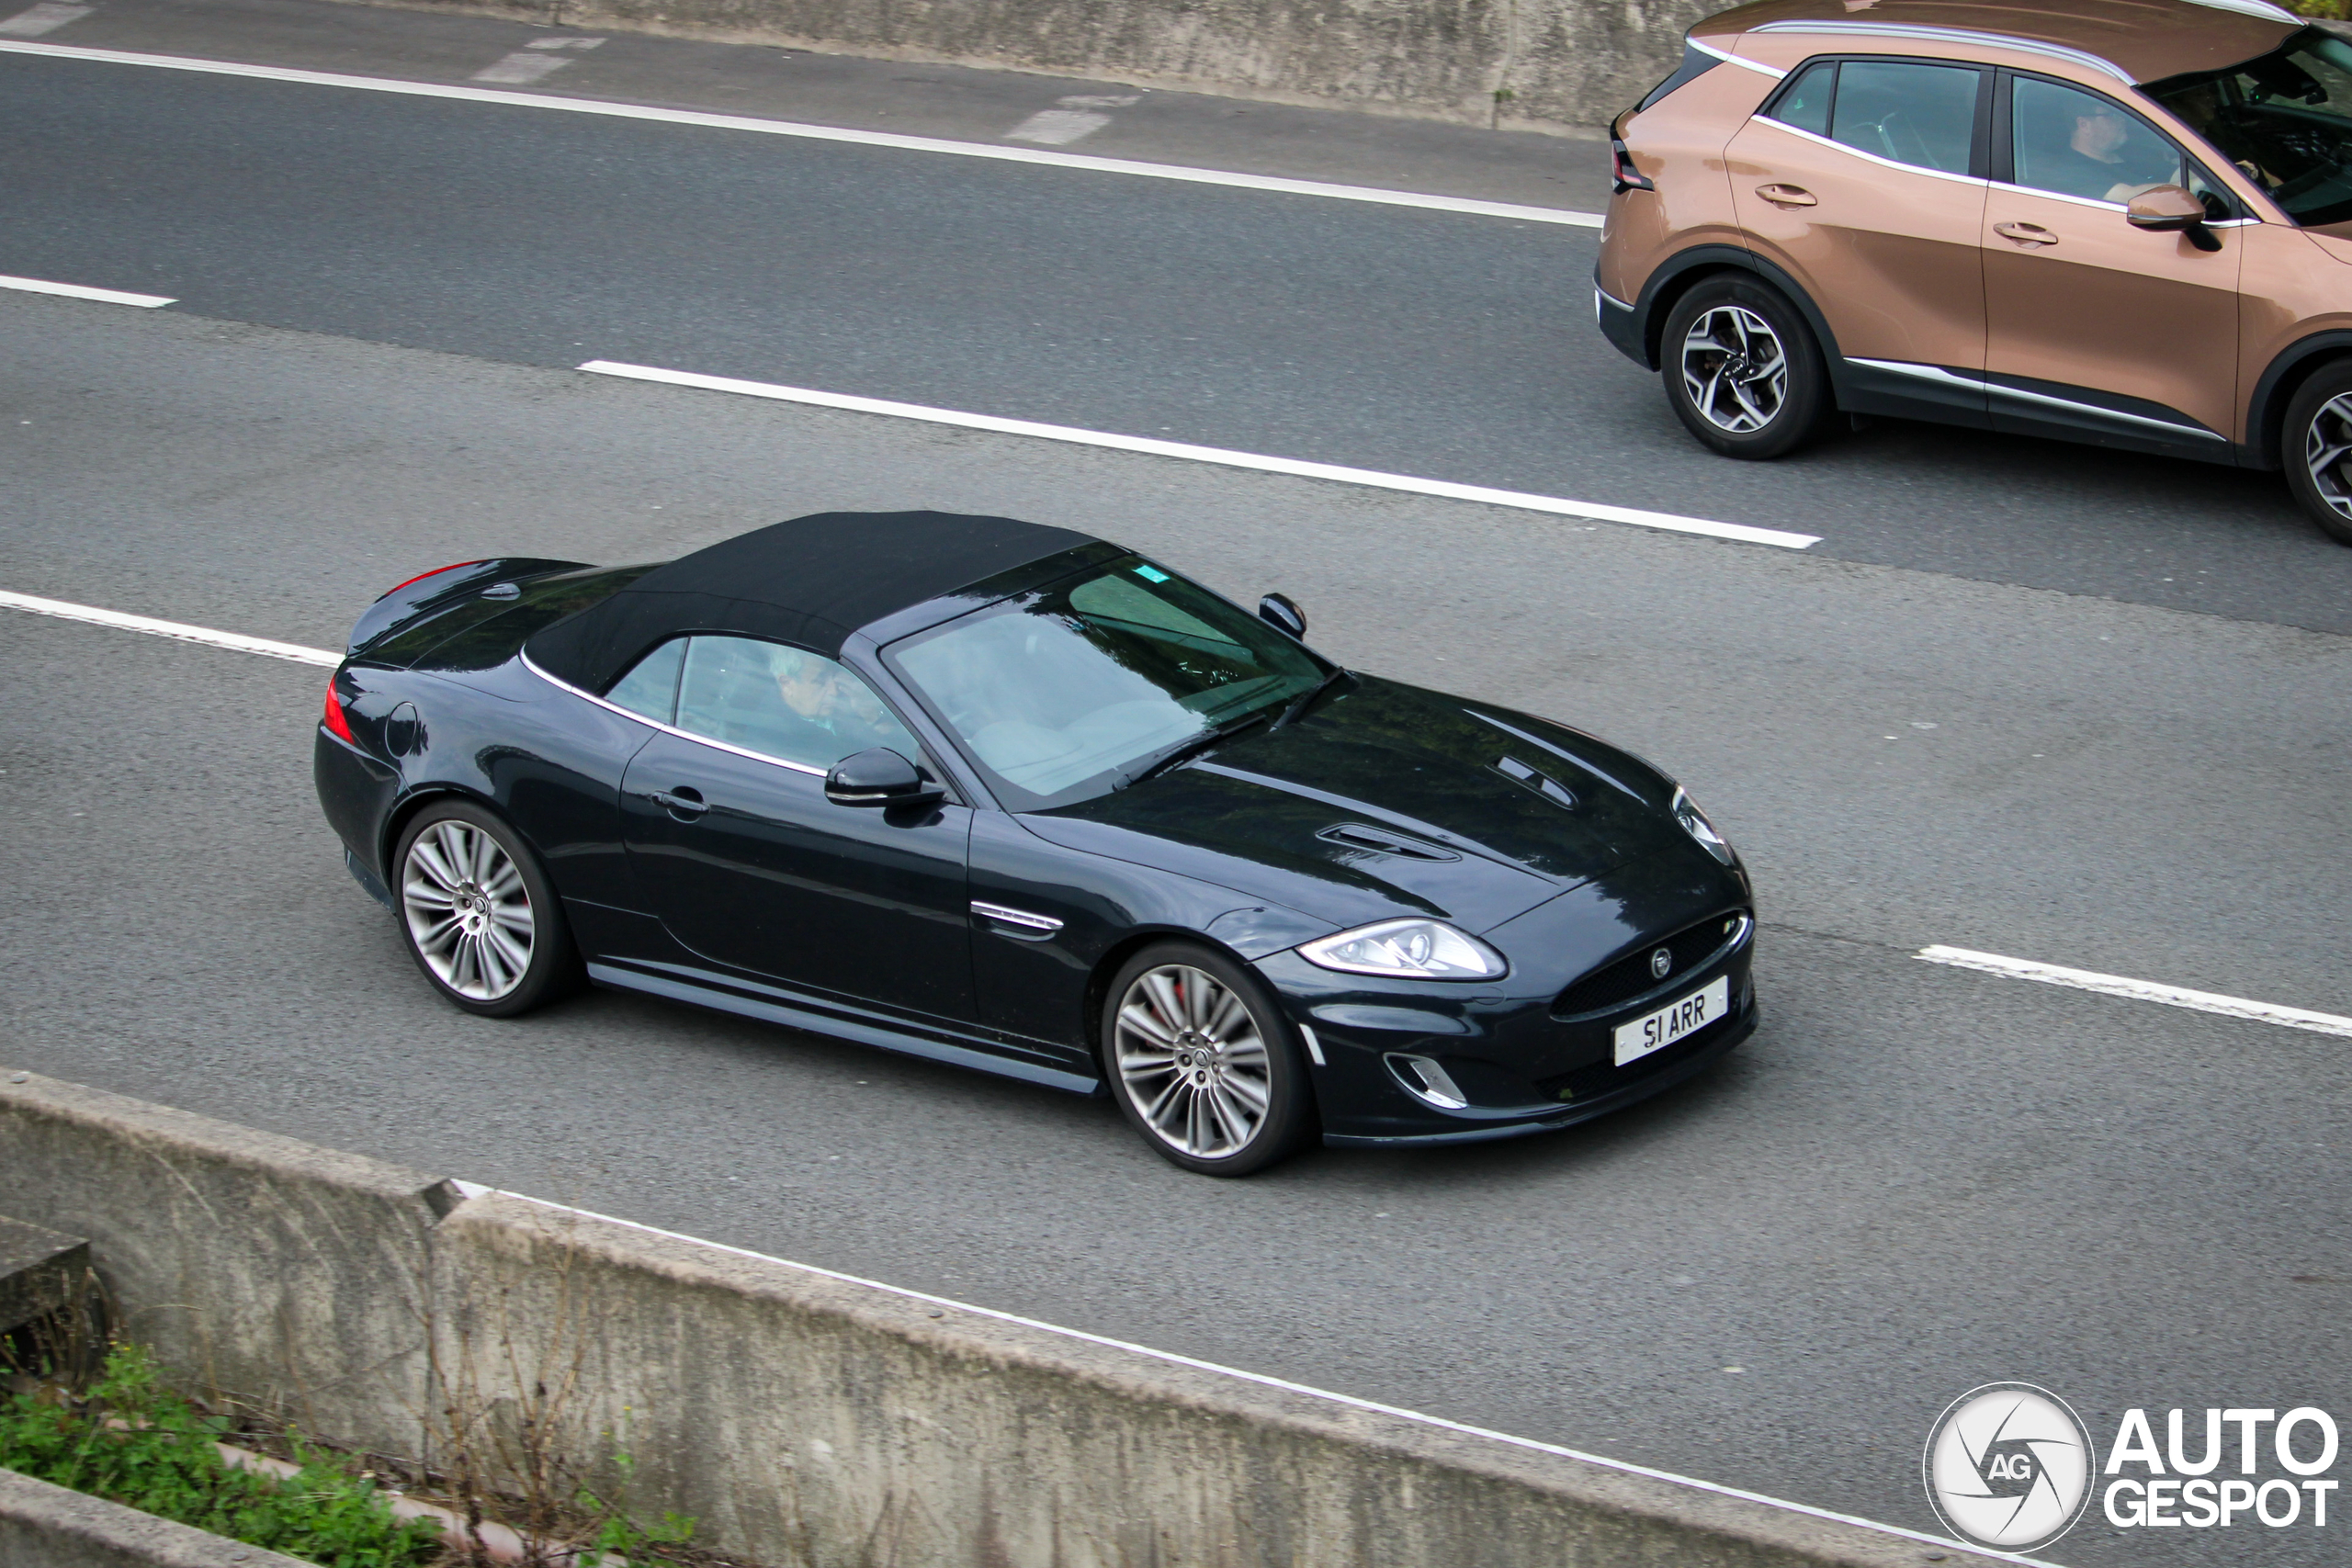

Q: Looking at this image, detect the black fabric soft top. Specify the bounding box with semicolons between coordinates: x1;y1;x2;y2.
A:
526;510;1093;694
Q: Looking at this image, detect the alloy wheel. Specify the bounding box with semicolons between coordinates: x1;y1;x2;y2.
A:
401;819;536;1001
1114;964;1273;1159
1679;305;1790;434
2303;391;2352;525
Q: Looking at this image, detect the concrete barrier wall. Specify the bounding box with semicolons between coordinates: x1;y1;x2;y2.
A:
0;1469;314;1568
2;1070;1994;1567
343;0;1717;133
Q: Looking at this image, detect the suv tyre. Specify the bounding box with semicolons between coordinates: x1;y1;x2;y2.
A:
1660;276;1833;460
2282;360;2352;547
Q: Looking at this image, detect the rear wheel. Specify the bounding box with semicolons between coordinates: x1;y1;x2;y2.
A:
1660;276;1832;459
2282;361;2352;547
393;800;580;1017
1102;942;1313;1177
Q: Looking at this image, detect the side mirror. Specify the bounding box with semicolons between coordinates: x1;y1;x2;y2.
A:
2126;186;2222;250
825;748;945;807
1258;593;1308;639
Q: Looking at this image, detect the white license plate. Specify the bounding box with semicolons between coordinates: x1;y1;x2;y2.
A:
1613;976;1729;1066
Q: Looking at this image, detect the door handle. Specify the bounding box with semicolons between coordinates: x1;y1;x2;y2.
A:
648;786;707;819
1755;183;1817;208
1995;221;2059;247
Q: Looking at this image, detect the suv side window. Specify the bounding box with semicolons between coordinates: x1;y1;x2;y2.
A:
1831;60;1982;175
1771;60;1836;136
2009;76;2185;203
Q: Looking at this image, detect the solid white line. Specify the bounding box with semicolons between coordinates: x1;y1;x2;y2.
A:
450;1180;2039;1565
0;272;175;308
576;363;1823;549
1917;946;2352;1038
0;38;1604;228
0;591;339;665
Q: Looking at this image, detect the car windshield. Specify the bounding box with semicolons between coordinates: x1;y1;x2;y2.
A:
883;557;1328;810
2147;27;2352;227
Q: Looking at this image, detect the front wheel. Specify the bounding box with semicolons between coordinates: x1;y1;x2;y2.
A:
1659;276;1833;459
1102;942;1314;1177
2281;362;2352;547
393;800;580;1017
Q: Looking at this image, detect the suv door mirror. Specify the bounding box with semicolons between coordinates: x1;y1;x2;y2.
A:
2124;186;2206;231
1258;593;1307;639
825;748;945;807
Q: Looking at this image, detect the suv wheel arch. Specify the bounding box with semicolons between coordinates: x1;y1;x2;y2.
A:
1635;247;1850;400
2248;333;2352;470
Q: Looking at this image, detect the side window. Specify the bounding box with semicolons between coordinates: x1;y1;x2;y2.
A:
604;637;686;722
673;636;921;772
2011;76;2185;204
1832;60;1982;175
1770;60;1835;136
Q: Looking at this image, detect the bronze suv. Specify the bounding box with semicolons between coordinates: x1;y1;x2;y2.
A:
1596;0;2352;544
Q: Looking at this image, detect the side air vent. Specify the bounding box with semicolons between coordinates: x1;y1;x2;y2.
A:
1316;823;1461;862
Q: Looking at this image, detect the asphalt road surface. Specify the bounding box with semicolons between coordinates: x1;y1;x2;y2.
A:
3;6;2350;1565
6;1;2352;635
6;299;2349;1568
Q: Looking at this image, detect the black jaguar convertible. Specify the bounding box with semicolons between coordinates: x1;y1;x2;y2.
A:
315;512;1756;1174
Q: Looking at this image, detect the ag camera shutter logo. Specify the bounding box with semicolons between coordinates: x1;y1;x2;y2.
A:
1923;1382;2094;1551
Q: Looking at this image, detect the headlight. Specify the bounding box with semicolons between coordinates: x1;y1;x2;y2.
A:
1297;919;1507;980
1673;785;1736;865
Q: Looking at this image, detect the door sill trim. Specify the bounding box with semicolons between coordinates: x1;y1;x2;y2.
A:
587;960;1102;1094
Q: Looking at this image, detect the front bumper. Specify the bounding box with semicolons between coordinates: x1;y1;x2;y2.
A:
1258;877;1757;1147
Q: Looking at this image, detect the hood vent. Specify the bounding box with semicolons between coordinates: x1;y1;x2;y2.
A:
1497;755;1578;811
1317;822;1461;862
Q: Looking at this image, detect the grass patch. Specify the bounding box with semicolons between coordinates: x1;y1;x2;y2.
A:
0;1344;444;1568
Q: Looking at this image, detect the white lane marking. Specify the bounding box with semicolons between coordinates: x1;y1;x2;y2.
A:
0;272;174;307
471;35;602;85
1008;108;1112;146
0;590;338;665
0;3;89;37
577;363;1822;549
448;1179;2041;1566
0;39;1605;229
1917;945;2352;1038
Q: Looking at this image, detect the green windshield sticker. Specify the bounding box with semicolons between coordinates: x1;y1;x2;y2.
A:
1133;564;1171;583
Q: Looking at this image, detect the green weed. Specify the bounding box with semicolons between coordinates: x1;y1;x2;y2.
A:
0;1345;443;1568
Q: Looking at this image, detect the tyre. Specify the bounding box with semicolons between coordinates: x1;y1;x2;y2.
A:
2281;361;2352;547
392;799;580;1017
1102;942;1314;1177
1659;276;1833;459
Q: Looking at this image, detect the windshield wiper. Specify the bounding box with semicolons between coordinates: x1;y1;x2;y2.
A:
1272;666;1350;730
1114;712;1269;790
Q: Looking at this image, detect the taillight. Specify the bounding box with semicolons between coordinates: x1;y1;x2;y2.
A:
322;677;357;744
377;560;482;601
1611;139;1655;194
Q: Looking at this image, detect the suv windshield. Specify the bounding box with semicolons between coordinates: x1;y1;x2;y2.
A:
2148;27;2352;227
883;557;1327;811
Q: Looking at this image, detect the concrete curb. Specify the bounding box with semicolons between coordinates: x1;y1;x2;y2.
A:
1;1068;2012;1566
327;0;1709;133
0;1467;312;1568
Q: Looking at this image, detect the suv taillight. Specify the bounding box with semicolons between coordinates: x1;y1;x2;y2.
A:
1611;139;1655;194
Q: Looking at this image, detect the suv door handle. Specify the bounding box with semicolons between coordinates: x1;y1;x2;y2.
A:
647;786;708;819
1995;221;2059;247
1756;183;1816;208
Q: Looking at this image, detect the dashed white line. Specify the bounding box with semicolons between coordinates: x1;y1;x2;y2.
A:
575;361;1822;549
0;39;1605;228
0;3;89;38
471;35;602;86
1007;95;1140;147
1917;945;2352;1038
0;590;338;665
0;272;174;307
